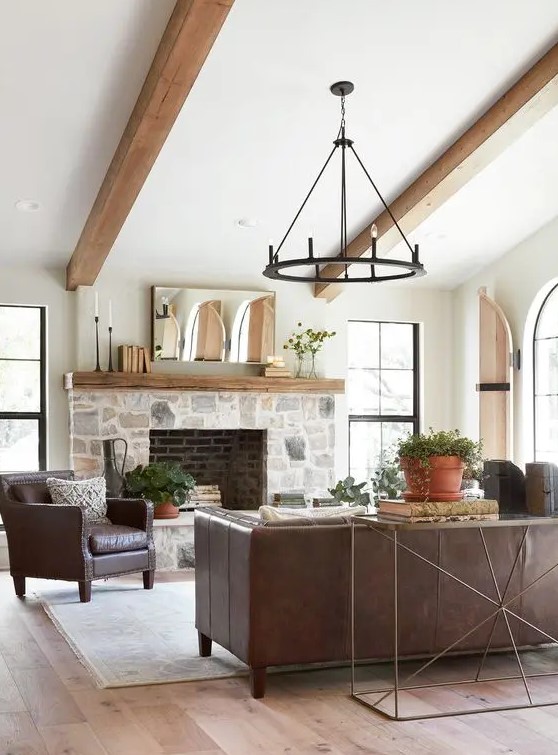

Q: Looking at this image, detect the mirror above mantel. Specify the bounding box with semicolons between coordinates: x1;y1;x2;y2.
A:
151;286;275;364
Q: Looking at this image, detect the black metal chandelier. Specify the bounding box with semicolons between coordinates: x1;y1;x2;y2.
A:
263;82;426;284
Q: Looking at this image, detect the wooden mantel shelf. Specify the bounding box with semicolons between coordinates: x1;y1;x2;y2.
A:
64;372;345;394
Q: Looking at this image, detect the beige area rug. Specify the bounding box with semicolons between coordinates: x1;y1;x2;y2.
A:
39;581;249;688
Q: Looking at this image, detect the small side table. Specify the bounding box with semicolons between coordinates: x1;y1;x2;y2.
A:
351;514;558;720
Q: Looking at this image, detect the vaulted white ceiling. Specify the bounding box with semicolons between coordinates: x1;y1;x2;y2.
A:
0;0;175;265
2;0;558;290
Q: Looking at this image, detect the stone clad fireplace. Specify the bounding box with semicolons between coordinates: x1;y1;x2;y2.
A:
67;381;338;507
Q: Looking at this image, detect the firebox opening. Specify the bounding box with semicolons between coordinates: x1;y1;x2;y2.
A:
149;429;267;510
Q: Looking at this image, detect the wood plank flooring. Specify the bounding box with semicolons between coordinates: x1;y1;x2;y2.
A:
3;571;558;754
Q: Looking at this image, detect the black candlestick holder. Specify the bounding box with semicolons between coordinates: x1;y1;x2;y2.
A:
108;326;114;372
94;316;102;372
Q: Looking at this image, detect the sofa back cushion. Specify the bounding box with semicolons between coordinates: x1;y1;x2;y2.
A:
11;482;52;503
259;504;368;521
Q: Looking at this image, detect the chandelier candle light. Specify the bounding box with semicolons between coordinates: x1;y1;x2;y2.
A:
108;300;114;372
263;81;426;284
94;292;101;372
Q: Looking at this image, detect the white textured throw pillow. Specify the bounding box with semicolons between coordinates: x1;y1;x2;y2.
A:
46;477;110;524
259;505;368;521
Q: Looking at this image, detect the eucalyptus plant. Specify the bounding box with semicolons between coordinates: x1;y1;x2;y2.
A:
328;476;370;507
124;461;196;508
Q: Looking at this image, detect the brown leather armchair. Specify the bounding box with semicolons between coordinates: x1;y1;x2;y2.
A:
0;470;156;602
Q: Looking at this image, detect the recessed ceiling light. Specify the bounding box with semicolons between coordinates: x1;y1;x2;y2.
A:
15;199;41;212
236;218;259;228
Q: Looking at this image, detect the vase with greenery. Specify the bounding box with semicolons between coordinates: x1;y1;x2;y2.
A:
396;428;483;502
124;461;196;519
283;322;336;378
328;476;370;507
371;453;406;503
461;460;485;493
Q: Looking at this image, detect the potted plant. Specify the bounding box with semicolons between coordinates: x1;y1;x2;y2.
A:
124;461;196;519
328;476;370;507
396;428;483;502
283;322;336;378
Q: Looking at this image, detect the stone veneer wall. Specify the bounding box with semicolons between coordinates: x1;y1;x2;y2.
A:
68;390;336;503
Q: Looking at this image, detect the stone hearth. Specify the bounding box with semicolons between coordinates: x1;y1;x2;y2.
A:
68;389;336;505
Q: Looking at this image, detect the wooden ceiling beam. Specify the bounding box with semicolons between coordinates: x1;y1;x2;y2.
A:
66;0;234;291
314;42;558;300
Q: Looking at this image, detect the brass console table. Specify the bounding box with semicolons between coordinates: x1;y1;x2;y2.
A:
351;514;558;720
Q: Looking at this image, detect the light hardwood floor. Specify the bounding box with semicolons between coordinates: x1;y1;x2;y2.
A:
3;571;558;754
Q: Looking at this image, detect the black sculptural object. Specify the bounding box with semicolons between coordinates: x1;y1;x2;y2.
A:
483;460;527;514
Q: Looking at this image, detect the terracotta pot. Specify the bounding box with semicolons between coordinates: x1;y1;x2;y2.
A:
153;498;180;519
400;456;465;502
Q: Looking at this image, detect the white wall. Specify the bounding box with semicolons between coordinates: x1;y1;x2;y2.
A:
0;263;454;477
453;214;558;467
0;266;75;468
79;266;454;478
4;213;557;478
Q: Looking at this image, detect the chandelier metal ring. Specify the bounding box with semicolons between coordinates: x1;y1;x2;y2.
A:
263;255;425;283
263;81;427;284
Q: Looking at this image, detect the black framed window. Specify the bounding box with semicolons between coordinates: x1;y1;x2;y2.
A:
534;284;558;463
348;320;419;481
0;305;46;473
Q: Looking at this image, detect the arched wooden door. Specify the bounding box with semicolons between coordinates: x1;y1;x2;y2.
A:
477;287;513;459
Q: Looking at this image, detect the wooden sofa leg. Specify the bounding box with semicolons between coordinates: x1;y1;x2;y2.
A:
198;631;212;657
79;580;92;603
143;570;155;590
250;667;267;699
13;576;25;598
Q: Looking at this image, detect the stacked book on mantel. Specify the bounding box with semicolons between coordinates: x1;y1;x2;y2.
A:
273;492;307;508
376;498;499;523
117;345;151;373
261;356;292;378
181;485;222;510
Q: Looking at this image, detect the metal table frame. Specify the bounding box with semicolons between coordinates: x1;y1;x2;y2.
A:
350;514;558;720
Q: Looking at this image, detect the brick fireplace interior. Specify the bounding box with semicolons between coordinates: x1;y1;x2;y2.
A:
149;429;267;510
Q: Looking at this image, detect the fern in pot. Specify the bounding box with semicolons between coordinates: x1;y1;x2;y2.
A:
125;462;196;519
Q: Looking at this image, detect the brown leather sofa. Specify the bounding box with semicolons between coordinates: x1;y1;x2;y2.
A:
0;471;156;602
195;507;558;697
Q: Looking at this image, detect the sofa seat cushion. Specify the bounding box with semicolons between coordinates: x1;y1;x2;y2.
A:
11;482;52;503
88;524;147;554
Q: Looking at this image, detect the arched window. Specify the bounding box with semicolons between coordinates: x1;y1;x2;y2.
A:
533;283;558;463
